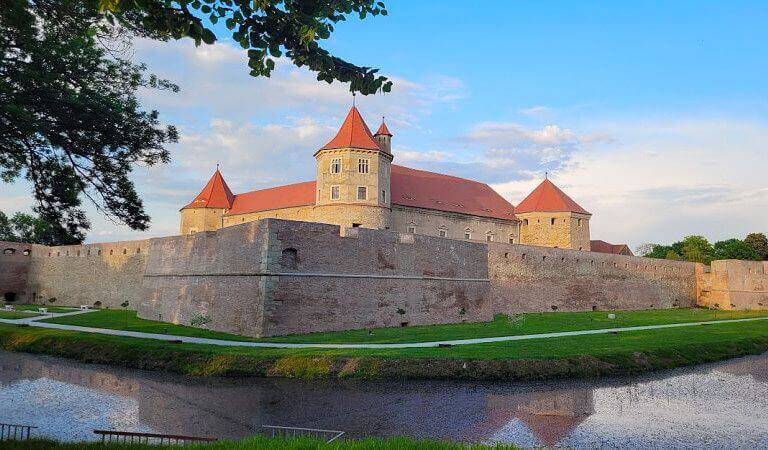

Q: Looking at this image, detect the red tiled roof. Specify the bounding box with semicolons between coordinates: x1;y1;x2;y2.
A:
219;165;517;221
226;181;315;216
182;169;235;209
375;121;392;136
591;240;633;255
319;106;381;151
515;179;590;215
390;165;515;220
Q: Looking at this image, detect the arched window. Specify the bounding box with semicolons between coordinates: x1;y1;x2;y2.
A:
464;228;472;240
3;248;15;255
281;248;298;269
522;219;529;226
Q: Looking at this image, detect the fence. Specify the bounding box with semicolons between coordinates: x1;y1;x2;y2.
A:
93;429;218;445
0;423;37;441
262;425;345;443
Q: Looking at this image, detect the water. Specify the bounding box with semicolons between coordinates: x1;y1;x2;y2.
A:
1;350;767;448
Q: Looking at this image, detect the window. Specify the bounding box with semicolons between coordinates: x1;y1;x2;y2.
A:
381;190;386;202
280;248;298;269
522;219;529;226
331;185;340;200
464;231;471;240
2;248;15;255
509;236;515;244
407;226;416;234
330;158;342;174
550;218;556;226
352;223;361;228
486;234;494;242
358;158;369;173
438;229;447;238
357;186;367;200
578;218;583;227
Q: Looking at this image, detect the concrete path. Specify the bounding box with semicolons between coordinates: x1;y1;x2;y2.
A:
0;308;96;325
1;312;767;349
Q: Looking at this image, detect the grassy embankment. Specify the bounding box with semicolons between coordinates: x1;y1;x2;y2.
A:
40;307;768;343
2;308;768;380
0;436;516;450
0;310;39;319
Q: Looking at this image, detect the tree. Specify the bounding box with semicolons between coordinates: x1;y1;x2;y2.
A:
680;235;714;264
2;1;178;239
0;210;82;245
713;239;760;261
99;0;392;95
744;233;768;260
639;243;674;259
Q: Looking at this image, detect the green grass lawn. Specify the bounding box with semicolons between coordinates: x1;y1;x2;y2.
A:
2;316;768;379
8;304;78;314
0;436;515;450
0;310;39;319
42;307;768;344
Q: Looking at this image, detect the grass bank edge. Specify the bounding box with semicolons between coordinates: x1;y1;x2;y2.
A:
2;322;768;381
0;435;518;450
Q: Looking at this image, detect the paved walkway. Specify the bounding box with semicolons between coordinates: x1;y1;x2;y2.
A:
1;312;767;349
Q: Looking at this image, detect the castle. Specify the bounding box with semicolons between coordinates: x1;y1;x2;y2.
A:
1;108;766;338
180;106;623;254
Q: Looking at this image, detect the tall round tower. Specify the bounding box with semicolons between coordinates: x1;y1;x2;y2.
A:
313;106;393;230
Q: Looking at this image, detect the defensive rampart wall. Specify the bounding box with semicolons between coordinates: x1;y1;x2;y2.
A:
1;219;763;338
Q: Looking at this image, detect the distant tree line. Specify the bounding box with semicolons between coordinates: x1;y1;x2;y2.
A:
0;210;80;246
638;233;768;264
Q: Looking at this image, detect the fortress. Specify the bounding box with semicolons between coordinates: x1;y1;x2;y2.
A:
1;107;766;337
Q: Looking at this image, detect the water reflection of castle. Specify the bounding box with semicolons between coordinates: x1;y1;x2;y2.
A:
2;353;767;447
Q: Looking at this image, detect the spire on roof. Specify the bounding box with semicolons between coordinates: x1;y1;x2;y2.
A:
515;178;590;215
319;106;381;152
182;167;235;210
375;117;392;137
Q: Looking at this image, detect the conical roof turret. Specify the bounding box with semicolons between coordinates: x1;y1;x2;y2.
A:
182;168;235;209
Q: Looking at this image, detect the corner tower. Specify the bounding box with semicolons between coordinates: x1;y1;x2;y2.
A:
180;168;235;235
314;107;393;229
516;178;591;250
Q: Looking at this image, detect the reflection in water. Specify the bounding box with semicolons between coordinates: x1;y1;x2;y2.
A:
0;350;767;448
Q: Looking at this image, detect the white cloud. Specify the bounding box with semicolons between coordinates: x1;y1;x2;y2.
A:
492;118;768;250
518;105;554;118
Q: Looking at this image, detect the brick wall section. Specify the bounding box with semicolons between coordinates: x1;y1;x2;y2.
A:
140;222;273;336
25;240;151;308
487;242;697;313
261;220;492;336
697;260;768;310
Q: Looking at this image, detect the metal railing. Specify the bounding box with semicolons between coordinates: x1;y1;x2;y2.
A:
93;429;218;445
262;425;345;444
0;423;37;441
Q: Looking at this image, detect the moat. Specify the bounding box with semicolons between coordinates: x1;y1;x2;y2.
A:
1;351;767;448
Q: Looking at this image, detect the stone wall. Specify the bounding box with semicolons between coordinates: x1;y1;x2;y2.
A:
25;240;151;308
487;242;697;313
261;220;492;336
0;241;37;302
391;205;520;244
697;260;768;310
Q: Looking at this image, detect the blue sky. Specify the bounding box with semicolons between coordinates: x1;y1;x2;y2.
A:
3;1;767;249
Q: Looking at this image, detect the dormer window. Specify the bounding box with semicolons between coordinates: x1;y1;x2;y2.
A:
330;158;342;174
358;158;369;174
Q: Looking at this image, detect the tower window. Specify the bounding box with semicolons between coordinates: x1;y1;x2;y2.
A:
330;158;342;174
486;234;494;242
522;219;529;226
331;185;340;200
578;218;583;227
464;231;471;240
438;229;447;238
550;218;556;226
357;186;367;200
407;225;416;234
358;158;369;174
381;190;386;202
509;236;515;244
